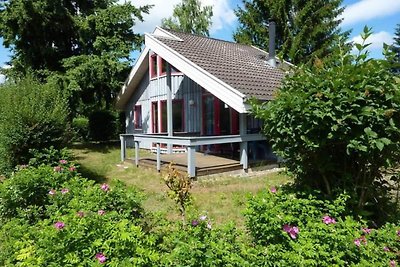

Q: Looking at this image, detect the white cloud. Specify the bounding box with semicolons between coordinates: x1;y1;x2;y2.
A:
130;0;236;34
351;31;394;50
341;0;400;26
0;64;11;84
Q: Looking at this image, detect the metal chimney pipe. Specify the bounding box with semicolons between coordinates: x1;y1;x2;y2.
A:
268;19;276;67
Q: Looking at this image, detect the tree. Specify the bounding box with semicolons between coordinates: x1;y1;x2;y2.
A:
0;0;151;115
161;0;213;36
234;0;346;64
251;28;400;219
390;23;400;74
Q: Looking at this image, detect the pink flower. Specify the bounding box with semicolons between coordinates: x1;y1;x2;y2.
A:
48;189;56;195
59;159;68;164
384;246;390;252
98;209;106;216
360;235;367;245
270;187;277;193
322;215;336;225
283;224;299;239
354;238;361;247
397;230;400;237
192;220;199;226
69;166;76;172
76;211;85;218
390;260;396;267
199;215;207;221
61;188;69;194
362;228;371;234
54;221;65;230
100;183;109;192
53;166;63;172
95;253;106;264
207;222;212;229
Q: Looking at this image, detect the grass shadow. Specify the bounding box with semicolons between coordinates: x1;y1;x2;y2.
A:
70;141;120;154
78;164;108;184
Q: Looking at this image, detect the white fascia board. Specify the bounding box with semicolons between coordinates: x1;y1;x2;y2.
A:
152;26;183;41
145;34;248;113
116;46;150;109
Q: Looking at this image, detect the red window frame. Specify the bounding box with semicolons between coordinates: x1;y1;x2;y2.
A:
134;105;142;129
149;54;157;79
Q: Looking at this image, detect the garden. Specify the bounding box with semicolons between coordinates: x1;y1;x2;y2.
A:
0;28;400;266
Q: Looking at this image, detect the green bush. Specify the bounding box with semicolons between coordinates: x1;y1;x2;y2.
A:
244;186;400;266
71;116;89;142
88;110;117;141
251;28;400;219
0;77;69;174
28;146;74;168
0;165;77;223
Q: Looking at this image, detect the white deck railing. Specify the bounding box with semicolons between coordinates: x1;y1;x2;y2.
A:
119;133;266;177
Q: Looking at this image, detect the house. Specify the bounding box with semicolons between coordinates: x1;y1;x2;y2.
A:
116;25;287;177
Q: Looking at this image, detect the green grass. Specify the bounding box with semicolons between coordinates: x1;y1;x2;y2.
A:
71;143;291;227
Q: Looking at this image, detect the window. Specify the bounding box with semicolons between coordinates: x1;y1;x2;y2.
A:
134;105;142;129
160;100;184;132
150;54;157;78
150;53;181;79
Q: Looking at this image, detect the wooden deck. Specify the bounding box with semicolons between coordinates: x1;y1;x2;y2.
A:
126;152;243;176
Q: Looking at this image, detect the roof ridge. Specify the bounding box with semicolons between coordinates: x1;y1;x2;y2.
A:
160;27;262;49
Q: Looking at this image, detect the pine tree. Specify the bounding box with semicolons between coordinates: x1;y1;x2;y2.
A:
234;0;347;65
161;0;213;36
391;23;400;74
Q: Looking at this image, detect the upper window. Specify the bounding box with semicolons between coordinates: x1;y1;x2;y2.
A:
149;53;181;79
134;105;142;129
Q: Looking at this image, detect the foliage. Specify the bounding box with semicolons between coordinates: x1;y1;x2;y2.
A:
234;0;347;64
159;218;253;266
390;23;400;74
0;165;77;223
88;110;117;141
28;147;74;168
71;116;89;142
251;28;400;219
0;0;151;115
0;77;69;175
244;186;400;266
161;0;213;36
163;163;192;224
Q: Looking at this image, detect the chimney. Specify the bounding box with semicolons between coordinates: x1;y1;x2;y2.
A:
268;19;276;67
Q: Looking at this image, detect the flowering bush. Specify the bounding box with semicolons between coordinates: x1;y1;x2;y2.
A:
245;186;400;266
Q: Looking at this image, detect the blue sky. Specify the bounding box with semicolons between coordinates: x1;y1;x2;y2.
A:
1;0;400;81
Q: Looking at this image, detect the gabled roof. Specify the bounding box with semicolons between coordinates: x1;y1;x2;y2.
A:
116;27;288;113
153;29;286;100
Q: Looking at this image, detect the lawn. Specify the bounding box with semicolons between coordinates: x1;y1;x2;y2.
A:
71;143;291;227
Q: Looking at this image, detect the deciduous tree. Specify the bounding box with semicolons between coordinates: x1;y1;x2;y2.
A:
161;0;213;36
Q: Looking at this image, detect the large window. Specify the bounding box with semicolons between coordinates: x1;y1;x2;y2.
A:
161;100;184;132
134;105;142;129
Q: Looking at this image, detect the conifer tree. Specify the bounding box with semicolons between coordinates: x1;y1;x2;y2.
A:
234;0;347;64
391;23;400;74
161;0;213;36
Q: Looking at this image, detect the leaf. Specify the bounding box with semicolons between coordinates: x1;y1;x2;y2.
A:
376;141;384;151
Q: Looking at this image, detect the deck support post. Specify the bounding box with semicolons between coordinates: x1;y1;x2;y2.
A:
120;135;126;162
166;63;173;154
239;113;248;172
156;143;161;172
187;145;196;178
134;141;139;167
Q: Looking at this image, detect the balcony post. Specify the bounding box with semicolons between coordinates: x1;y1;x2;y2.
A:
135;140;139;167
120;135;126;162
156;143;161;172
239;114;248;172
187;145;196;178
166;63;173;154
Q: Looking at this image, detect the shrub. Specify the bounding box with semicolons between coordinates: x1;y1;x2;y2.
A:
88;110;117;141
28;146;74;168
159;216;253;266
0;77;69;174
71;116;89;142
244;186;400;266
251;28;400;219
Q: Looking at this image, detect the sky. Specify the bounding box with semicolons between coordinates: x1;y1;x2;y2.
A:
1;0;399;82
